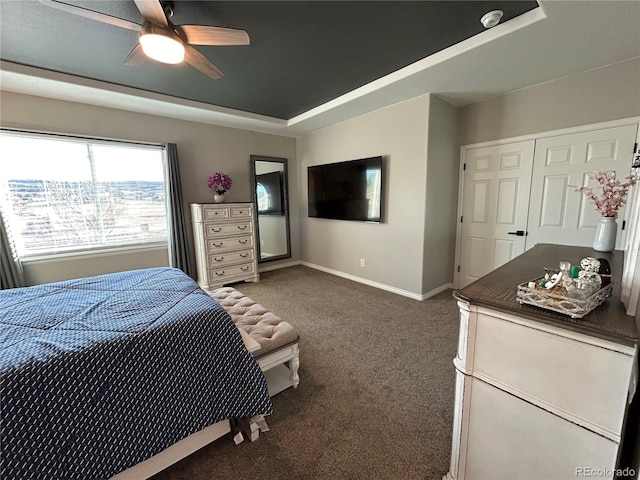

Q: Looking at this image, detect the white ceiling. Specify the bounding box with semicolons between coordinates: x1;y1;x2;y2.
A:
1;0;639;138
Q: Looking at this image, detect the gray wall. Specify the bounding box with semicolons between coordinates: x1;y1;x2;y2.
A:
0;91;298;284
458;58;640;145
297;94;458;297
423;96;459;293
297;94;459;298
19;247;170;285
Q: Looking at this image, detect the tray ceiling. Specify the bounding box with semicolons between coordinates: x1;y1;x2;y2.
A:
0;1;538;120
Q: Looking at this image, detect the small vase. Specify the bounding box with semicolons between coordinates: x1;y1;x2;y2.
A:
593;216;617;252
213;193;225;204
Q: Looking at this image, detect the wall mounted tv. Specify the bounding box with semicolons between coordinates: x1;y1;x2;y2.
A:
308;156;383;222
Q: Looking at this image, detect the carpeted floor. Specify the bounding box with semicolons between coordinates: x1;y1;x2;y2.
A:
151;265;460;480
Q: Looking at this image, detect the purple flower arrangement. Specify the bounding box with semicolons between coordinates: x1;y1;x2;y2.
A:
207;172;233;194
573;171;637;218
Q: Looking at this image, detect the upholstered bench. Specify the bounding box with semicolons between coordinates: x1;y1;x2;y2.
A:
209;287;300;397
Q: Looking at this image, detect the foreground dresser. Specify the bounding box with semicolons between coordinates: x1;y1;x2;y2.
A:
445;244;638;480
191;203;259;290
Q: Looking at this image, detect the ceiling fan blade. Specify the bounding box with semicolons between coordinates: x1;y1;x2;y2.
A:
175;25;250;46
123;44;146;66
184;44;223;80
38;0;141;31
134;0;168;27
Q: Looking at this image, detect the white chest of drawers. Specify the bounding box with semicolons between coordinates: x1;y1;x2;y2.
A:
191;203;259;290
445;245;638;480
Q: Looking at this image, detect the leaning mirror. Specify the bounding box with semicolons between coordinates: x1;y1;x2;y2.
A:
250;155;291;263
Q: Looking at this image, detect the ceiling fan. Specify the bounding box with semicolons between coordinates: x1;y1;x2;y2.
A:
38;0;250;79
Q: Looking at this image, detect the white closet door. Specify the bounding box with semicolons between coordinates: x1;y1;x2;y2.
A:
526;125;638;250
458;141;535;288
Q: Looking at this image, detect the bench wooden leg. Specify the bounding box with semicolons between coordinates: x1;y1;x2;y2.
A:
289;344;300;388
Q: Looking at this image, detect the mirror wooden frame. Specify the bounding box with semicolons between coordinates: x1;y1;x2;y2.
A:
250;155;292;263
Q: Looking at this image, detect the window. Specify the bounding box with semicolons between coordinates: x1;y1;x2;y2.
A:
256;171;283;215
0;131;167;257
256;182;270;212
366;168;381;220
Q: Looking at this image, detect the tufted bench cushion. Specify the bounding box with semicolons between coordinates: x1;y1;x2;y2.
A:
209;286;300;400
209;287;298;357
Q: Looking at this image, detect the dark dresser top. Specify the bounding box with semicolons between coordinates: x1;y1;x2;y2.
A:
454;244;638;348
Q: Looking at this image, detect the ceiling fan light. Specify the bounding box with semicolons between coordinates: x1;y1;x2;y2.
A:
139;33;185;64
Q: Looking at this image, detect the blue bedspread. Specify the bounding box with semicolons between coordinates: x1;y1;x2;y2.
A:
0;267;272;479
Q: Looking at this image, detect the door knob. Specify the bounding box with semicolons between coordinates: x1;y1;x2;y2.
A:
508;230;526;236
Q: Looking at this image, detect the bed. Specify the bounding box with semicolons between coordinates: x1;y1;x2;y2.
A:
0;267;272;480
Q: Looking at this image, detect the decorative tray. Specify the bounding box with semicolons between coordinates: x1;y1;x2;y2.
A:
516;277;613;319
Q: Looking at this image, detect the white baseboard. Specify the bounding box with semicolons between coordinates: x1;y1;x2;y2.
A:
300;261;453;301
422;282;455;300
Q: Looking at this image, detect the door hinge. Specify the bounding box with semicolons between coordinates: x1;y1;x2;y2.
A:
460;215;463;223
457;265;460;272
463;163;466;171
633;142;640;168
622;220;626;231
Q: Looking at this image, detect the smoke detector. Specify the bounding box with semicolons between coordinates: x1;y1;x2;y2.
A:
481;10;504;28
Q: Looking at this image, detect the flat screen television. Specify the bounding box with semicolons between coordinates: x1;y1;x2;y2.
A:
308;156;383;222
256;171;283;215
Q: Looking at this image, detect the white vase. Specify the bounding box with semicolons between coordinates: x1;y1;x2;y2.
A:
593;216;617;252
213;193;225;204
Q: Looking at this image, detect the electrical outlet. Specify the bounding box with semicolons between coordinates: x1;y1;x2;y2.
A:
360;258;365;267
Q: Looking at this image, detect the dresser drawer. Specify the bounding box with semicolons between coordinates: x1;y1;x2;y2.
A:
471;312;632;439
207;235;253;252
205;222;253;238
209;262;255;281
207;249;254;268
464;377;617;480
230;206;252;218
200;206;229;220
